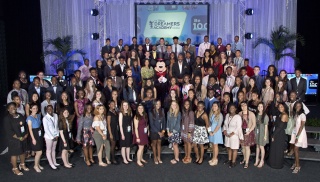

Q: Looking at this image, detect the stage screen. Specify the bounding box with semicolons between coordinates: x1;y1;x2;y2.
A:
29;75;65;84
287;74;318;95
135;4;209;45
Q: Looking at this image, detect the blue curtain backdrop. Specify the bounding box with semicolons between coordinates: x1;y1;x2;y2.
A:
40;0;297;74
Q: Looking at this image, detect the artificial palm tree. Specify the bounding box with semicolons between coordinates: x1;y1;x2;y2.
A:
254;25;305;68
42;35;86;75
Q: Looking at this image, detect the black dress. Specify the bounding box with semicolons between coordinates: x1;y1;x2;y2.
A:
268;115;287;169
3;114;28;156
58;119;73;151
107;110;120;141
119;113;132;147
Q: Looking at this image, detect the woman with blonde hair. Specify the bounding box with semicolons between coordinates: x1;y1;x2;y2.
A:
92;104;111;167
119;101;133;164
167;100;182;164
208;101;223;166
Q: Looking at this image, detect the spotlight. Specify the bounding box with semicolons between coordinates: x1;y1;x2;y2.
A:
245;8;253;15
91;33;99;40
245;33;253;39
91;9;99;16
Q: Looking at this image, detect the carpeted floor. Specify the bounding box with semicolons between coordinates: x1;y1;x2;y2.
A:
0;150;319;182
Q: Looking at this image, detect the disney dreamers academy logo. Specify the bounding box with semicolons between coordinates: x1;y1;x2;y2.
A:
149;19;181;29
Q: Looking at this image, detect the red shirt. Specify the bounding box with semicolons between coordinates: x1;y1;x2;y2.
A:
246;66;254;77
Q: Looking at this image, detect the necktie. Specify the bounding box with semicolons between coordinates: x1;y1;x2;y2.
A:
19;90;24;103
161;46;164;53
119;46;122;50
73;87;77;101
175;45;178;55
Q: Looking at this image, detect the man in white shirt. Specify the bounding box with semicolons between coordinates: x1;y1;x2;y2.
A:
225;66;235;89
78;59;92;82
197;35;211;58
171;36;182;57
186;38;196;59
7;80;29;105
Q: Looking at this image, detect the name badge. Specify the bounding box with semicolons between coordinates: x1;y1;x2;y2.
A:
103;130;107;135
127;126;131;132
20;126;25;133
69;132;72;139
38;130;42;137
256;129;259;134
207;127;212;133
246;128;249;133
182;125;185;130
292;129;297;135
144;127;148;134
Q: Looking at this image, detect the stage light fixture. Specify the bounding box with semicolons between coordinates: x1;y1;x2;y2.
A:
91;33;99;40
245;8;254;15
91;9;99;16
245;33;253;39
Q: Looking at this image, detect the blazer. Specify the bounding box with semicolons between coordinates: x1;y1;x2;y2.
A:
225;50;235;59
110;76;123;92
65;85;81;102
184;58;195;71
47;85;63;101
172;60;191;79
102;86;117;102
129;44;138;51
115;45;124;53
188;44;196;59
216;44;226;53
101;45;113;58
290;77;307;101
104;65;113;78
28;86;46;102
143;44;153;52
114;64;129;78
157;45;166;54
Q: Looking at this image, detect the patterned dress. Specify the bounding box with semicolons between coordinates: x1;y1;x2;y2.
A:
240;113;255;146
75;98;89;127
192;111;209;144
181;110;195;143
76;115;95;147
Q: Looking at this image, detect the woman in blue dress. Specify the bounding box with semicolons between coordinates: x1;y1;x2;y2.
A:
208;101;223;166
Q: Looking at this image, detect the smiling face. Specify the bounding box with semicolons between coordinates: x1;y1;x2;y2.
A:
8;104;17;115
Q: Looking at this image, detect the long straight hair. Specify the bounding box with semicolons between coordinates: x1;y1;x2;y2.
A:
209;101;221;121
169;100;179;117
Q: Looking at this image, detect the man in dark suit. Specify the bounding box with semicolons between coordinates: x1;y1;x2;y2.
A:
101;38;112;58
142;37;152;53
164;45;173;63
184;51;195;70
141;51;155;67
225;44;235;59
252;66;264;94
28;76;46;102
102;77;118;102
172;54;191;86
65;77;82;102
47;76;63;102
186;38;196;59
129;37;138;51
115;39;124;53
109;69;123;92
290;68;307;102
56;68;68;90
89;68;103;91
103;58;113;78
114;56;129;79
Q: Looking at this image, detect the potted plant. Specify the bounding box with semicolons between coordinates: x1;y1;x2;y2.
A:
42;35;86;75
254;25;305;68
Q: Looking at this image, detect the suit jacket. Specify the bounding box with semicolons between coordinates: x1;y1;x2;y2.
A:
57;77;68;91
216;44;226;53
252;75;264;94
109;76;123;92
184;58;195;71
290;77;307;101
115;45;124;53
65;85;81;102
172;60;191;79
90;76;103;91
104;65;113;78
28;86;46;102
102;86;117;102
47;85;63;102
157;45;166;54
129;44;138;51
137;51;145;62
187;44;196;59
115;64;129;78
143;44;153;52
101;45;113;58
225;51;235;59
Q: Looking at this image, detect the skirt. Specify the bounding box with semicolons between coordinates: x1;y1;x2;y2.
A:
241;130;255;147
31;128;44;151
168;132;182;144
82;128;95;147
192;125;209;144
150;132;161;141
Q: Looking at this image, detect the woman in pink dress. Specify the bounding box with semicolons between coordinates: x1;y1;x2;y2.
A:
290;101;308;173
223;104;243;168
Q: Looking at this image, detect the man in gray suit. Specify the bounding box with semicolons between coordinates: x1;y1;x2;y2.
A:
186;38;196;59
110;69;123;92
290;68;307;102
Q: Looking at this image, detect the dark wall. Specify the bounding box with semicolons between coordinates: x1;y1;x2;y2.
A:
2;0;43;95
297;0;320;100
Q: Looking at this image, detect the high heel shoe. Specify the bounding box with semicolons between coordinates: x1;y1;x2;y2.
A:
193;158;200;164
254;160;260;167
89;158;95;164
99;162;108;167
137;162;144;167
12;168;23;176
85;160;91;166
244;163;249;169
209;159;218;166
257;161;264;168
290;164;296;170
38;165;44;170
292;167;301;174
63;165;72;169
19;163;29;171
240;160;245;165
34;166;41;173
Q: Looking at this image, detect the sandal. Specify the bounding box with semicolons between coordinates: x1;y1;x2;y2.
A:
209;159;218;166
99;162;108;167
170;159;179;164
290;164;296;170
292;167;301;174
89;158;95;164
240;160;246;165
34;166;41;173
254;160;260;167
257;161;264;168
12;168;23;176
19;163;30;171
85;160;91;166
244;163;249;169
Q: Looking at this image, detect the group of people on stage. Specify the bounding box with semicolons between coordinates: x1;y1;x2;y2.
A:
4;35;309;176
